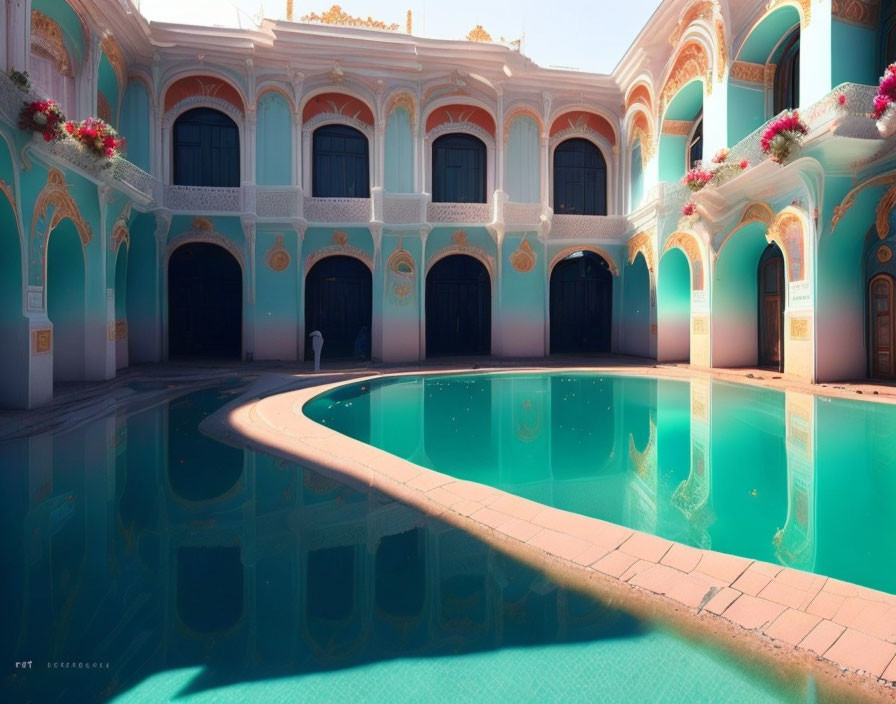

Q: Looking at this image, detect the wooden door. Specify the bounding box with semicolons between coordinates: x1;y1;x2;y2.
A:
758;247;785;368
870;274;895;379
425;255;491;357
553;138;607;215
304;256;372;360
550;252;612;353
173;108;240;187
432;134;486;203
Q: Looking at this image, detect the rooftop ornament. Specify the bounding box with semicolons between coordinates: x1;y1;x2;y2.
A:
300;5;401;31
466;25;492;42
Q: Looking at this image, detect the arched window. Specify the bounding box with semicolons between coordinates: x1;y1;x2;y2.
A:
553;138;607;216
686;116;703;170
312;124;370;198
432;133;486;203
173;108;240;187
774;31;800;114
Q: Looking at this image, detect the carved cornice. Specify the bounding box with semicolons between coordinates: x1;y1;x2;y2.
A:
832;0;880;28
730;61;765;85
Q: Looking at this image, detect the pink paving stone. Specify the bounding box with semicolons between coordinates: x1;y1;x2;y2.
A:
731;569;773;597
444;481;498;503
531;510;603;542
619;532;674;562
591;522;634;551
703;587;742;616
696;551;752;582
852;603;896;641
799;619;846;656
425;486;465;509
882;654;896;683
832;597;876;629
469;507;515;530
628;564;686;595
620;559;656;582
592;550;640;579
721;594;787;630
823;628;896;677
823;579;861;598
486;493;542;522
500;518;542;543
660;543;702;573
571;543;611;567
375;459;421;483
748;561;784;578
774;567;820;592
406;472;455;492
758;580;809;610
806;591;846;620
764;609;822;647
452;499;484;516
665;572;725;609
526;528;591;561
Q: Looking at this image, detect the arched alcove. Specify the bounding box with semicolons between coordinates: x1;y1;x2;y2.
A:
549;251;613;354
657;247;691;363
425;255;491;357
659;81;704;182
621;252;651;358
304;255;372;361
47;220;86;384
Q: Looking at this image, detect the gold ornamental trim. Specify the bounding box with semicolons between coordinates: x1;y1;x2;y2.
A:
300;5;400;31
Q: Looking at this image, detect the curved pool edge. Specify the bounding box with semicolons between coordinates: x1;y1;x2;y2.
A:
206;368;896;702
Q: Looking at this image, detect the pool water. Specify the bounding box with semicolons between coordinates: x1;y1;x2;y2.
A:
305;372;896;595
0;378;817;702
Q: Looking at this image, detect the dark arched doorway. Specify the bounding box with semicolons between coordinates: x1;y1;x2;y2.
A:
168;243;242;358
550;251;612;354
758;243;785;369
47;221;86;383
172;108;240;187
426;255;491;357
869;274;895;379
304;256;372;360
553;138;607;215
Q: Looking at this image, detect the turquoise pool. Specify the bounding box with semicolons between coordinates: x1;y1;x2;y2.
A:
0;377;818;702
304;372;896;595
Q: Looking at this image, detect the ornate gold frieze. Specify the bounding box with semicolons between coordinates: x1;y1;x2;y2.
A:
663;232;704;290
832;0;879;28
730;61;765;84
669;0;717;46
100;36;128;92
876;183;896;241
831;172;896;231
660;42;711;115
740;201;775;226
715;19;727;81
628;230;655;272
300;5;400;31
332;230;348;247
662;119;693;136
693;316;707;335
31;10;71;76
385;92;416;130
765;63;777;91
192;216;214;231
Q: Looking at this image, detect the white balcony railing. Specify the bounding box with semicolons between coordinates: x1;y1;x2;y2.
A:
303;196;371;223
427;201;492;224
549;214;629;240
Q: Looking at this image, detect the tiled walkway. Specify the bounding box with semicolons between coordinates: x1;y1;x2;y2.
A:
205;364;896;701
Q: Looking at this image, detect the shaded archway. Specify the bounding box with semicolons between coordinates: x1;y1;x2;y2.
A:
168;243;242;359
657;248;691;362
549;251;612;354
47;220;86;383
552;138;607;215
425;255;491;357
172;107;240;187
0;190;27;408
659;81;703;182
304;255;372;361
758;243;785;369
621;252;651;357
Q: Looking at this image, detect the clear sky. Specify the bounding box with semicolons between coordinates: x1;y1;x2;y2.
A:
136;0;663;74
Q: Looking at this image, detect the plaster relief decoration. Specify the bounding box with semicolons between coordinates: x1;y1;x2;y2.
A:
386;92;417;129
628;230;656;272
767;211;806;282
29;169;92;288
166;217;246;273
429;230;495;275
790;317;810;340
100;36;128;92
108;320;127;340
503;106;544;145
110;202;132;254
660;41;711;116
693;316;708;334
32;328;52;355
629;111;655;166
730;61;765;85
669;0;717;46
265;235;291;272
303;93;375;129
164;76;245;113
878;245;893;263
767;0;811;26
740;201;775;227
832;0;880;28
662;119;693;136
304;230;372;274
0;178;16;212
386;238;416;305
663;232;705;290
875;182;896;240
31;10;72;76
466;25;492;42
625;84;654;116
300;5;401;31
509;238;537;273
426;105;496;137
549;111;617;147
831;172;896;231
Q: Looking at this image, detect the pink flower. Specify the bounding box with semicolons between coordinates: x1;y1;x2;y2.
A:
682;202;696;217
838;94;847;106
739;158;749;170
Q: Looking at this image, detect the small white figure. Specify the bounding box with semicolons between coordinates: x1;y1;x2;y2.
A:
309;330;324;371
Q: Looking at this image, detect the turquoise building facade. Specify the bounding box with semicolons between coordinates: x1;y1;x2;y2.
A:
1;0;895;408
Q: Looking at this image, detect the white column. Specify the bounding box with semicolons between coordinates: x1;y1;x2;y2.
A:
6;0;32;75
374;126;385;189
244;107;257;184
540;133;550;208
302;128;312;194
495;92;505;193
292;111;302;187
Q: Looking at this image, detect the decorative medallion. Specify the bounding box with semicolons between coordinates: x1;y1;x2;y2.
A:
878;246;893;263
332;230;348;247
730;61;765;84
265;235;290;271
32;329;52;355
510;239;536;273
192;217;214;231
452;230;468;247
386;241;415;305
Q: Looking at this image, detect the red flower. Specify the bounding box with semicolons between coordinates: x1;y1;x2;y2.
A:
838;94;847;106
739;158;749;170
682;202;696;217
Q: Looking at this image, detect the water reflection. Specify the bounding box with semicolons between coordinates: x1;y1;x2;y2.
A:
307;372;896;595
0;381;808;703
